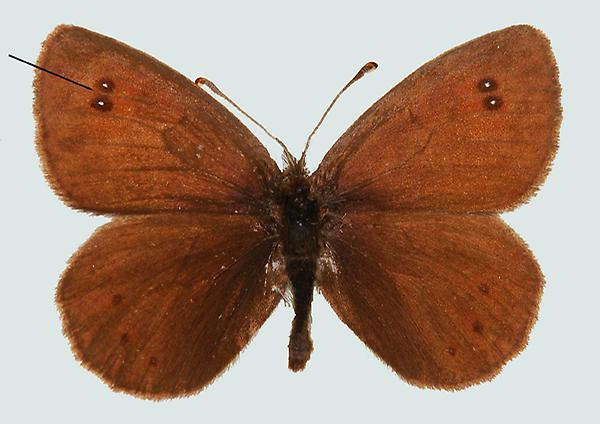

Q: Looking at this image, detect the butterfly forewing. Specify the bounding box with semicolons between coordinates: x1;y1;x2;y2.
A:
319;212;543;389
34;25;280;215
313;25;560;213
57;214;279;398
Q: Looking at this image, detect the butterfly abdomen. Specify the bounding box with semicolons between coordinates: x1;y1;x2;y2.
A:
279;168;321;371
286;259;315;371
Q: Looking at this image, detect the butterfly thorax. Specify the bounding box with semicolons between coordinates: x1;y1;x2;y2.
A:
278;164;321;371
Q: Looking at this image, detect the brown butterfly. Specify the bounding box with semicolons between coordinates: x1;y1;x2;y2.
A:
33;24;560;399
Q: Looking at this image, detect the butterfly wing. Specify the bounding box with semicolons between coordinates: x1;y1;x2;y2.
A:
313;25;560;213
35;25;279;215
57;214;279;398
318;212;543;388
314;25;558;388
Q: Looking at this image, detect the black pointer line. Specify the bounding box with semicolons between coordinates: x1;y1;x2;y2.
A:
8;54;94;91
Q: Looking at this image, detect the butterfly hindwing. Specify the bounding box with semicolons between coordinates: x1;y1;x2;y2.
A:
57;214;279;398
319;212;543;389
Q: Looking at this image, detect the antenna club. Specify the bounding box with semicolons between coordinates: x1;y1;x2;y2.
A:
195;77;220;93
353;62;378;81
194;77;208;86
363;61;378;72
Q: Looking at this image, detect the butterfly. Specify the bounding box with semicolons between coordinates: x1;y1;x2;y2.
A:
33;24;560;398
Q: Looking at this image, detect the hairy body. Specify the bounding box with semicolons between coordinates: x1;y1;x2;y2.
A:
276;162;322;371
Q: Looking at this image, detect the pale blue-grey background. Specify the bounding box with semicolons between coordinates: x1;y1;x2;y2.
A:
1;0;597;422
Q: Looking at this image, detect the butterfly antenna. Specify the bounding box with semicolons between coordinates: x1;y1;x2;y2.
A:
299;61;378;166
195;77;295;164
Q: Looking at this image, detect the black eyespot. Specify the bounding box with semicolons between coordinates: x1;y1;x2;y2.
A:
484;96;502;110
478;78;497;92
97;78;115;92
91;96;113;112
473;321;484;334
